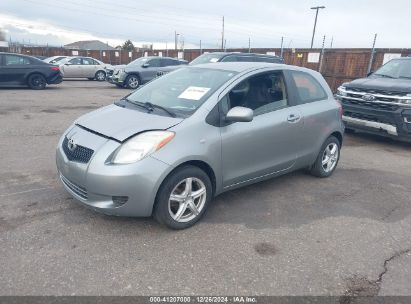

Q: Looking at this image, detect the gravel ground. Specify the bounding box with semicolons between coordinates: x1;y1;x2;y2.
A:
0;80;410;296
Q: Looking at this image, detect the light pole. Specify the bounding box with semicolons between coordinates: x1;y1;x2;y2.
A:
310;6;325;49
174;31;179;51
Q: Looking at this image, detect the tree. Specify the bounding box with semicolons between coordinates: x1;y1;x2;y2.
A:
122;40;135;51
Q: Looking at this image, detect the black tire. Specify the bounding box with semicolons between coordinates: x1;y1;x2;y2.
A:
125;74;140;89
95;70;106;81
154;165;213;229
310;136;341;178
27;73;46;90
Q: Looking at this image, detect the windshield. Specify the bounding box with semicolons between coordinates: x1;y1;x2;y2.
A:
128;57;150;66
373;59;411;79
190;53;224;65
127;67;238;115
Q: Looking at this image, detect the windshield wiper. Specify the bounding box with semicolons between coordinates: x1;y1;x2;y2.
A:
122;98;176;117
399;76;411;79
144;102;176;117
373;73;396;79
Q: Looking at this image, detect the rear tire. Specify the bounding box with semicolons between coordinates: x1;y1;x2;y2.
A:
27;74;46;90
95;70;106;81
310;136;341;178
125;75;140;89
154;166;212;229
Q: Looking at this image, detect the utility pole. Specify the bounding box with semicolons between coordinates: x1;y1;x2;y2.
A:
367;33;378;75
330;36;333;48
221;16;225;50
224;39;227;51
310;6;325;49
280;36;284;58
199;40;202;54
174;31;179;51
319;35;326;73
248;37;251;53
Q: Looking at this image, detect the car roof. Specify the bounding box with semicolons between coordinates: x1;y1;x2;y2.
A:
192;62;284;72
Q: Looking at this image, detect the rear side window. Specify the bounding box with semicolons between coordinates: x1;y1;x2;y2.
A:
5;55;31;65
290;71;327;103
220;55;238;62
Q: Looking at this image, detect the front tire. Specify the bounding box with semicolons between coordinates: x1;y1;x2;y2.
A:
310;136;341;178
27;74;46;90
95;70;106;81
125;75;140;89
154;166;212;229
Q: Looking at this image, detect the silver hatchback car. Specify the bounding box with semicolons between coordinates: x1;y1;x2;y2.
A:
56;62;344;229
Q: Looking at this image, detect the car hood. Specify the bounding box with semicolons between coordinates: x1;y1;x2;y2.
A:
346;77;411;93
75;104;183;142
110;65;126;71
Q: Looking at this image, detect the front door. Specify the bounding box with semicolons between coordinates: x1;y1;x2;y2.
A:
61;57;82;77
220;70;303;188
140;58;162;83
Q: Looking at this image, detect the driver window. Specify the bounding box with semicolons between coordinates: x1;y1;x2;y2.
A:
148;59;161;67
222;71;288;116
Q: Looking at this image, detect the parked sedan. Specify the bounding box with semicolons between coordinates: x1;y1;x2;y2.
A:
56;62;344;229
109;56;187;89
0;52;62;89
59;56;111;81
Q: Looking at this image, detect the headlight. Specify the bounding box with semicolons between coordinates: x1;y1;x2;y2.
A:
337;86;347;96
111;131;175;164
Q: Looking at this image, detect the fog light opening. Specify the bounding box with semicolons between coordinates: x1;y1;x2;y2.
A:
112;196;129;207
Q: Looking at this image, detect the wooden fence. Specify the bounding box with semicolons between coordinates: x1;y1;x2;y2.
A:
6;44;411;92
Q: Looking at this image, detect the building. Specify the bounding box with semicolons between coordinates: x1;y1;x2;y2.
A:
64;40;115;51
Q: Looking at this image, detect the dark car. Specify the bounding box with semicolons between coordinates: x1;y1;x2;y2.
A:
336;57;411;142
0;52;63;89
109;56;188;89
156;52;285;77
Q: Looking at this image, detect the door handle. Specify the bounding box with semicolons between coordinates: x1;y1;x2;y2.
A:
287;114;301;123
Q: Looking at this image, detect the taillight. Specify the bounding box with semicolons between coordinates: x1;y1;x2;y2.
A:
51;67;60;71
336;100;343;118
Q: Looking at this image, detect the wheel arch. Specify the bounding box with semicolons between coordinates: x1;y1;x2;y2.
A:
330;131;343;146
152;159;217;215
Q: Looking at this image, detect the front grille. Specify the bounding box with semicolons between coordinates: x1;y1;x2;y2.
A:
348;87;408;97
342;99;399;111
60;174;88;199
62;137;94;164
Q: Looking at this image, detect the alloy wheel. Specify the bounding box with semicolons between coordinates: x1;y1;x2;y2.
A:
96;71;105;81
128;76;139;89
321;142;339;173
168;177;207;223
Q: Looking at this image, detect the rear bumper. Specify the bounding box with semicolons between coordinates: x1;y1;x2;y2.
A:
341;101;411;142
47;73;63;84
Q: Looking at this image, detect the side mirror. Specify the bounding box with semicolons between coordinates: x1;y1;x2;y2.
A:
64;63;71;66
367;71;373;77
142;63;150;68
225;106;253;122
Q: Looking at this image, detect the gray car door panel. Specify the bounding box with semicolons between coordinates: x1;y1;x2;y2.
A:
219;69;303;188
221;107;302;188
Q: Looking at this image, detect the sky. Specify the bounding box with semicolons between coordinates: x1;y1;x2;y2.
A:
0;0;409;49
